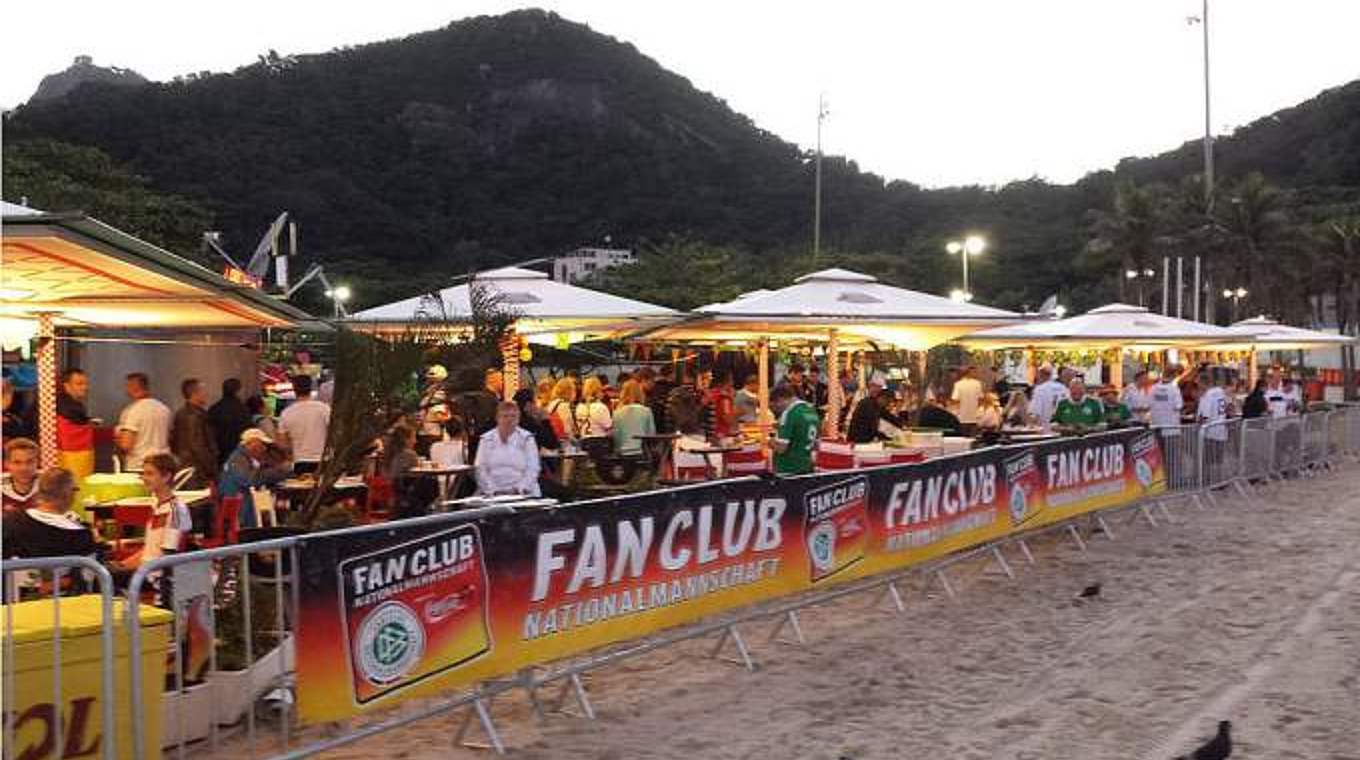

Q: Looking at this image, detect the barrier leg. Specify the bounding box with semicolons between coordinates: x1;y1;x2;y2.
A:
1094;514;1116;541
551;673;596;720
516;669;546;721
932;568;958;600
710;624;756;671
768;610;809;644
1016;539;1037;565
1137;502;1159;527
989;546;1016;580
1065;524;1087;553
1154;500;1177;523
454;694;506;754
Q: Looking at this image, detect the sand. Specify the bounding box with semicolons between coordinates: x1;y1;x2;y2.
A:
258;467;1360;759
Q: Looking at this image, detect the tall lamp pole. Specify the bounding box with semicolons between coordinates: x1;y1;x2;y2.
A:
946;235;986;302
813;94;829;262
1189;0;1214;211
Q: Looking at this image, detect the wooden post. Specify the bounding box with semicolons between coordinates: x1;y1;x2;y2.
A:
1248;348;1259;387
36;313;58;468
757;339;770;435
500;328;519;401
1110;345;1123;389
825;329;842;437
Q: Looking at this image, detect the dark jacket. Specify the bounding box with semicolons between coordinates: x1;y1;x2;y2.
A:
917;403;962;435
1242;390;1268;419
847;396;884;444
208;395;252;465
171;404;219;484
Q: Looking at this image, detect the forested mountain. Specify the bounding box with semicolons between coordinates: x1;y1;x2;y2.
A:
4;9;1359;324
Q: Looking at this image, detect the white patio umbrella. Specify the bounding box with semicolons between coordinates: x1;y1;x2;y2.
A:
348;267;678;398
638;268;1025;434
960;303;1249;387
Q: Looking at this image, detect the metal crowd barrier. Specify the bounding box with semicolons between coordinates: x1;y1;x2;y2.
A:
1;556;117;760
101;414;1353;758
1152;424;1203;506
123;506;515;760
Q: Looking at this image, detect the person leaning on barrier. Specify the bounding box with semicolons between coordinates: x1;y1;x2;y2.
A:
1197;372;1231;472
1;467;99;560
1242;379;1269;419
475;401;542;497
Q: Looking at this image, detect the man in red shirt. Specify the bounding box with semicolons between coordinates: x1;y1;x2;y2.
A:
2;438;40;511
704;369;737;441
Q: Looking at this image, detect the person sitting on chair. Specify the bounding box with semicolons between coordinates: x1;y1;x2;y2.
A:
218;428;291;528
475;402;541;497
114;453;192;571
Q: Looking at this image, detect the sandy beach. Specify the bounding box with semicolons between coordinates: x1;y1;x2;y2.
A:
268;467;1360;759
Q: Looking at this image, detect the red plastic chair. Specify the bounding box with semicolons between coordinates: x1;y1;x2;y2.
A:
814;440;857;471
111;504;152;558
200;496;242;548
365;475;394;522
723;446;770;476
889;450;927;466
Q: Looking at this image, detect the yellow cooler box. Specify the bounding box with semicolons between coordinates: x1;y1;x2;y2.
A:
2;595;173;760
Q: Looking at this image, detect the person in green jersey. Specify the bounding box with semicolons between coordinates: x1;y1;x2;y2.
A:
771;384;820;475
1053;379;1105;428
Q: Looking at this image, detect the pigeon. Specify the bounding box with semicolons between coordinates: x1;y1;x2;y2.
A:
1176;720;1232;760
1077;583;1102;599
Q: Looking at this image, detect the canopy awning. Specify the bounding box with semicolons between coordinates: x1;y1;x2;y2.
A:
1;210;309;330
1195;315;1356;352
958;303;1243;351
636;268;1025;350
346;266;678;344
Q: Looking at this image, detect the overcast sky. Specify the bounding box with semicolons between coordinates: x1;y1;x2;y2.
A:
3;1;1356;187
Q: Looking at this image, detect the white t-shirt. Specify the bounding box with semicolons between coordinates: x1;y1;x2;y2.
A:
1121;383;1153;422
951;377;984;424
1148;381;1184;428
574;401;613;437
278;398;332;462
1197;386;1230;441
1028;381;1070;430
475;427;541;496
1283;386;1303;414
142;496;192;563
1264;384;1290;418
117;397;172;469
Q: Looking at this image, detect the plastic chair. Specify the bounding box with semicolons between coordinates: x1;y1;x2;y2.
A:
854;451;893;469
889;450;927;466
200;496;242;548
723;446;770;476
172;466;196;491
671;449;711;481
814;440;857;471
365;475;394;522
112;504;152;557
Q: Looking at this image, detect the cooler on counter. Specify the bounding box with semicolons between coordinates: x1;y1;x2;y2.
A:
2;595;173;760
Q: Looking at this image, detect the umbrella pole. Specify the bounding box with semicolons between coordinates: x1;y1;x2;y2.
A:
1248;348;1258;387
757;340;770;437
825;329;841;438
1110;345;1123;389
36;313;59;469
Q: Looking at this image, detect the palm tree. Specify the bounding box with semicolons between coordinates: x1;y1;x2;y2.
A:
1215;173;1290;316
1084;179;1166;304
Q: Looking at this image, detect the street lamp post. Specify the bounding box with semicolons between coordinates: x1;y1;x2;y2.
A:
946;235;986;301
1125;267;1157;306
325;284;352;319
1222;286;1247;322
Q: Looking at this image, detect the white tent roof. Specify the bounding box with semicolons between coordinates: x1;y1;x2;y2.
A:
1;200;42;217
1201;315;1356;351
347;266;677;341
641;268;1024;350
960;302;1242;350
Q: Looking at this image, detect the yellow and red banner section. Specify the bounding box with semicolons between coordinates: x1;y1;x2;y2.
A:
296;429;1164;722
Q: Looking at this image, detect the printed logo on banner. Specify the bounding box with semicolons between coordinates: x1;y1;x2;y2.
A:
804;475;868;582
338;523;492;705
1129;432;1166;493
1003;449;1044;527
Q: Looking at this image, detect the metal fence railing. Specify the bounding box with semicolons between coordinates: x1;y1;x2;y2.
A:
2;556;117;760
9;410;1354;760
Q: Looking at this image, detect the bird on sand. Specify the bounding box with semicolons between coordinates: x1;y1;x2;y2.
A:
1077;583;1102;599
1176;720;1232;760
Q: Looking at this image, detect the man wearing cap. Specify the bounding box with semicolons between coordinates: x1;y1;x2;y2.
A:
217;428;291;528
418;365;451;456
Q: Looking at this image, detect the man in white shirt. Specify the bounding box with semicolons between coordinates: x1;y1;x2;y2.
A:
1147;366;1191;428
116;372;172;471
1282;378;1304;414
950;366;984;434
277;375;332;473
1196;373;1230;434
1027;367;1070;431
1264;371;1290;418
475;402;541;497
1120;370;1154;423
